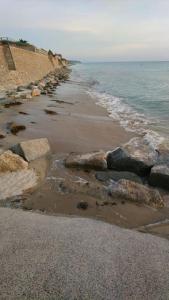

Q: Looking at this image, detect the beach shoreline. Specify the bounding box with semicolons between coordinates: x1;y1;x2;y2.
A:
0;70;169;237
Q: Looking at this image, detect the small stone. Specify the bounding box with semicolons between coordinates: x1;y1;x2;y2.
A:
0;130;6;139
77;201;88;210
31;88;41;97
8;122;26;135
44;109;58;115
19;111;29;115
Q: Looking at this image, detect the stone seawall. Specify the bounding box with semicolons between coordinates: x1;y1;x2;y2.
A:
0;45;62;91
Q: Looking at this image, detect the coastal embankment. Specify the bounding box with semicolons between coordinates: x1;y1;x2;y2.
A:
0;39;67;91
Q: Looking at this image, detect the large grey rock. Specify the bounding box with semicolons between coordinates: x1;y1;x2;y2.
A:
107;179;164;208
107;138;158;176
0;169;38;200
65;151;107;170
149;165;169;191
95;170;142;184
0;150;28;173
11;138;50;162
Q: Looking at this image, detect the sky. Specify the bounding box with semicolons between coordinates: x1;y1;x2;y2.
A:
0;0;169;62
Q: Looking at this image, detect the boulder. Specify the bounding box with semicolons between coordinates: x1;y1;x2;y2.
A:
0;150;28;173
65;152;107;170
148;165;169;191
95;170;142;184
31;87;41;97
11;138;50;162
107;138;158;176
107;179;164;208
156;140;169;165
143;133;169;165
0;169;37;201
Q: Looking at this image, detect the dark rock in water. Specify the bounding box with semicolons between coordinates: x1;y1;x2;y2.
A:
107;139;158;176
107;179;164;208
44;109;58;115
77;201;88;210
19;111;29;115
148;165;169;191
95;170;142;184
7;122;26;135
4;101;22;108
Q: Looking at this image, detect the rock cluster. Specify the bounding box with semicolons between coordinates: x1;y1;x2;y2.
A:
0;138;50;202
65;136;169;208
4;68;70;104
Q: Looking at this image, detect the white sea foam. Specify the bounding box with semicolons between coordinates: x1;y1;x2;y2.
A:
143;131;165;149
87;90;152;133
87;90;168;150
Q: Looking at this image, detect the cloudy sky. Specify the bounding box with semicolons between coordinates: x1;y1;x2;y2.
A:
0;0;169;61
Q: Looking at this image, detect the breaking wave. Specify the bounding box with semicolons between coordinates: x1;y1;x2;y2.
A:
87;90;153;133
87;90;166;149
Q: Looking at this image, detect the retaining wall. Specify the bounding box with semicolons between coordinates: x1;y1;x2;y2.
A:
0;45;62;91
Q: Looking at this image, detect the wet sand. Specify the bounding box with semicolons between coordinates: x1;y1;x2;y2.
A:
0;82;133;153
1;79;169;235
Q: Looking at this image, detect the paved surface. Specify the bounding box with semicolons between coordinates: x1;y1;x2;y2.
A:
0;208;169;300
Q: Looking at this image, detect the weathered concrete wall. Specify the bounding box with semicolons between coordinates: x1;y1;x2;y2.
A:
0;45;62;91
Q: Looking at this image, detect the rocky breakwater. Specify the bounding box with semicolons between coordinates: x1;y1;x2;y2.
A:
64;135;169;209
2;68;70;104
0;138;50;205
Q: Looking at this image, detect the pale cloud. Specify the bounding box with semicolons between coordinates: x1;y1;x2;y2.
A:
0;0;169;61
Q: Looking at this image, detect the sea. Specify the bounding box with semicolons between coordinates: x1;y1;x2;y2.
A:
71;61;169;147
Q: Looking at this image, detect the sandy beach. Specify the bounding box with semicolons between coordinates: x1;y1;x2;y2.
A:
1;74;169;235
0;81;133;153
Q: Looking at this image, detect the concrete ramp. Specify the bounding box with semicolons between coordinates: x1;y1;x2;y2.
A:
0;208;169;299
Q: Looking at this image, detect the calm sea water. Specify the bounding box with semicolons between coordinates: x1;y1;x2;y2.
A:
71;62;169;143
